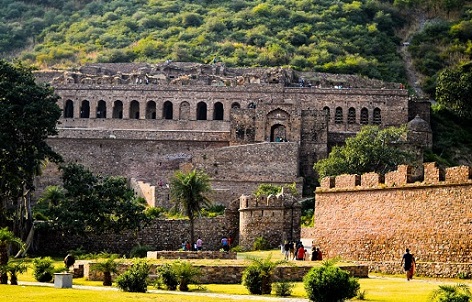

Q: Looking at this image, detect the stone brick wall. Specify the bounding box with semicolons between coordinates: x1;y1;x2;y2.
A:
35;214;239;255
304;162;472;277
84;262;368;283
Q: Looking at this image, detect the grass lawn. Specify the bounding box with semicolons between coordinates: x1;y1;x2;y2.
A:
3;251;472;301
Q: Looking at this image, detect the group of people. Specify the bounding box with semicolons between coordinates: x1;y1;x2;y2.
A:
180;236;233;252
282;240;323;261
181;236;204;251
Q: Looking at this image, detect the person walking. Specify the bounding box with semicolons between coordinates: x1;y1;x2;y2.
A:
401;248;416;281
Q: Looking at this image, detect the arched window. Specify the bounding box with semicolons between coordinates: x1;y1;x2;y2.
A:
213;102;224;120
347;107;356;124
360;108;369;125
231;102;241;109
196;101;207;120
64;100;74;118
113;101;123;119
373;108;381;125
96;100;106;118
323;106;330;122
130;100;140;119
163;101;173;119
80;100;90;118
334;107;343;124
146;101;156;119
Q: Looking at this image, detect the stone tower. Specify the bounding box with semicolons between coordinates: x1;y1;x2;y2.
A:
238;192;301;250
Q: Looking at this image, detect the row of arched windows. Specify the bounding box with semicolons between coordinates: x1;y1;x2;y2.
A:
63;100;234;121
324;107;382;125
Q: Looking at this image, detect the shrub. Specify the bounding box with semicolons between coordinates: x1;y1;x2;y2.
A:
130;244;151;258
242;265;263;294
157;264;178;290
303;259;360;302
116;260;150;293
253;236;271;251
172;260;201;292
32;257;55;283
274;281;294;296
429;284;471;302
242;254;287;295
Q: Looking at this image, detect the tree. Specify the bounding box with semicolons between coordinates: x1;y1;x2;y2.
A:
429;283;471;302
436;62;472;119
0;228;25;284
314;125;414;179
0;60;62;237
34;163;148;235
95;256;119;286
169;169;212;249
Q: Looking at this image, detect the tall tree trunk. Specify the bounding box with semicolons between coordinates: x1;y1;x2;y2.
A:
189;218;195;251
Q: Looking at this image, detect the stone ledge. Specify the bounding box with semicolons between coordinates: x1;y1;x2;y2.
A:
85;262;368;284
147;250;237;260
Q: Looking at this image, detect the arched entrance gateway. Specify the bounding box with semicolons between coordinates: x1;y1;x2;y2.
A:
266;108;290;142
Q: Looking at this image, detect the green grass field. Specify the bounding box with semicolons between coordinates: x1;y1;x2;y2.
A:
2;251;471;302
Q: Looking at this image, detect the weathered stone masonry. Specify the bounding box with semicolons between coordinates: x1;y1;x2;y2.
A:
34;62;428;204
303;162;472;277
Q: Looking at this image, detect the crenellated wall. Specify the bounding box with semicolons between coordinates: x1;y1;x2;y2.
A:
304;162;472;277
239;193;301;250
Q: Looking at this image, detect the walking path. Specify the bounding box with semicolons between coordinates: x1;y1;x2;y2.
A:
17;281;309;302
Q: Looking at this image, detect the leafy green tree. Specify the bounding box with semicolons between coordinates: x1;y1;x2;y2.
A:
35;163;148;234
0;228;25;284
429;283;471;302
169;169;212;249
436;62;472;118
314;125;413;179
303;259;360;302
0;60;62;233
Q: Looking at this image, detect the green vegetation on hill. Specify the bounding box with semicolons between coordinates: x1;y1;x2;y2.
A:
1;0;407;82
1;0;472;165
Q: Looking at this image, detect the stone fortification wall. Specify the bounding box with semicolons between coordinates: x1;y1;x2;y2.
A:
35;212;239;256
239;193;302;250
303;162;472;277
41;138;228;204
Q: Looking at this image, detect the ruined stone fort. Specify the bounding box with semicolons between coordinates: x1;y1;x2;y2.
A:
35;61;432;206
34;62;462;276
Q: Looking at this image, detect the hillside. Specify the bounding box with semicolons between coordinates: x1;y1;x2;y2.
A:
1;0;472;166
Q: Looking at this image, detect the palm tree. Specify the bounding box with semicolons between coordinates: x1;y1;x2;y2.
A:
429;283;471;302
170;169;212;249
95;256;119;286
242;254;288;295
0;228;25;284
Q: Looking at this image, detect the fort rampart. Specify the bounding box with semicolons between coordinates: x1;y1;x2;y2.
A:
302;162;472;277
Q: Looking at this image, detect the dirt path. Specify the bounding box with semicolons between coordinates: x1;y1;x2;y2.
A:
399;12;428;98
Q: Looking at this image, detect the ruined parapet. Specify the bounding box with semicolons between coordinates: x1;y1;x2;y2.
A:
407;114;433;149
239;193;301;250
317;162;472;191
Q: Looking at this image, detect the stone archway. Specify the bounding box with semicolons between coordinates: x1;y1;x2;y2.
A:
266;108;290;142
